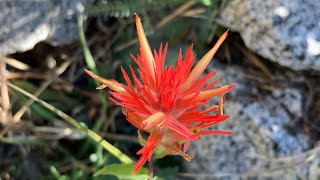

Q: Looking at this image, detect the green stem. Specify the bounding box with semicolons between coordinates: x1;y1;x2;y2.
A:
78;14;108;130
78;14;110;154
8;82;133;164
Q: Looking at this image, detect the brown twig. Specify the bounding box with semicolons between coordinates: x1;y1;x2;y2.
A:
2;56;30;70
235;42;273;79
181;8;206;18
11;32;98;122
12;60;72;122
114;0;197;52
0;56;12;124
102;132;139;144
6;72;48;80
155;0;196;29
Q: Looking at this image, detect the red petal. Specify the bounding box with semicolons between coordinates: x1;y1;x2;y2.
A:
133;129;164;173
165;116;197;140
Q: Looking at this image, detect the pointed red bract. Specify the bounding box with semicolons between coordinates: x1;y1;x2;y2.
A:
85;14;236;173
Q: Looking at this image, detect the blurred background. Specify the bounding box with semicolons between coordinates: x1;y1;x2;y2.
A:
0;0;319;179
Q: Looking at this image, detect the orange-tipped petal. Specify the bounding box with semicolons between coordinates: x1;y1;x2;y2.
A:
142;112;166;129
84;69;128;94
182;30;229;92
134;13;155;81
125;110;145;129
195;84;236;101
180;84;235;101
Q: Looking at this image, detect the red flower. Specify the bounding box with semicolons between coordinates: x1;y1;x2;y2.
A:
85;13;236;173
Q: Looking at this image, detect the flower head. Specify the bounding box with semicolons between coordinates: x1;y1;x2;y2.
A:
85;14;236;173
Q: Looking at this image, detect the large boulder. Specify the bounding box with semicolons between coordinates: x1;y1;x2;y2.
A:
0;0;93;55
184;64;311;179
217;0;320;71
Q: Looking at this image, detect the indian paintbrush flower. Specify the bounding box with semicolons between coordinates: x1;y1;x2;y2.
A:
85;13;236;173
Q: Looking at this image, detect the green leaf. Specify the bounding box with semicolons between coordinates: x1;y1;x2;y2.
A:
94;163;149;180
200;0;212;6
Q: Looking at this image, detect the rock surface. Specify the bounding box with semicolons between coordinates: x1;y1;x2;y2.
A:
184;64;311;179
217;0;320;71
0;0;93;55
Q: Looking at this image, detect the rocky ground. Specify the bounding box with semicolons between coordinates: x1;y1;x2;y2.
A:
0;0;319;179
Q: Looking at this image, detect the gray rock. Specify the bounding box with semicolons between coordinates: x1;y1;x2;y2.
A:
217;0;320;71
0;0;93;55
184;65;310;179
272;88;303;118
